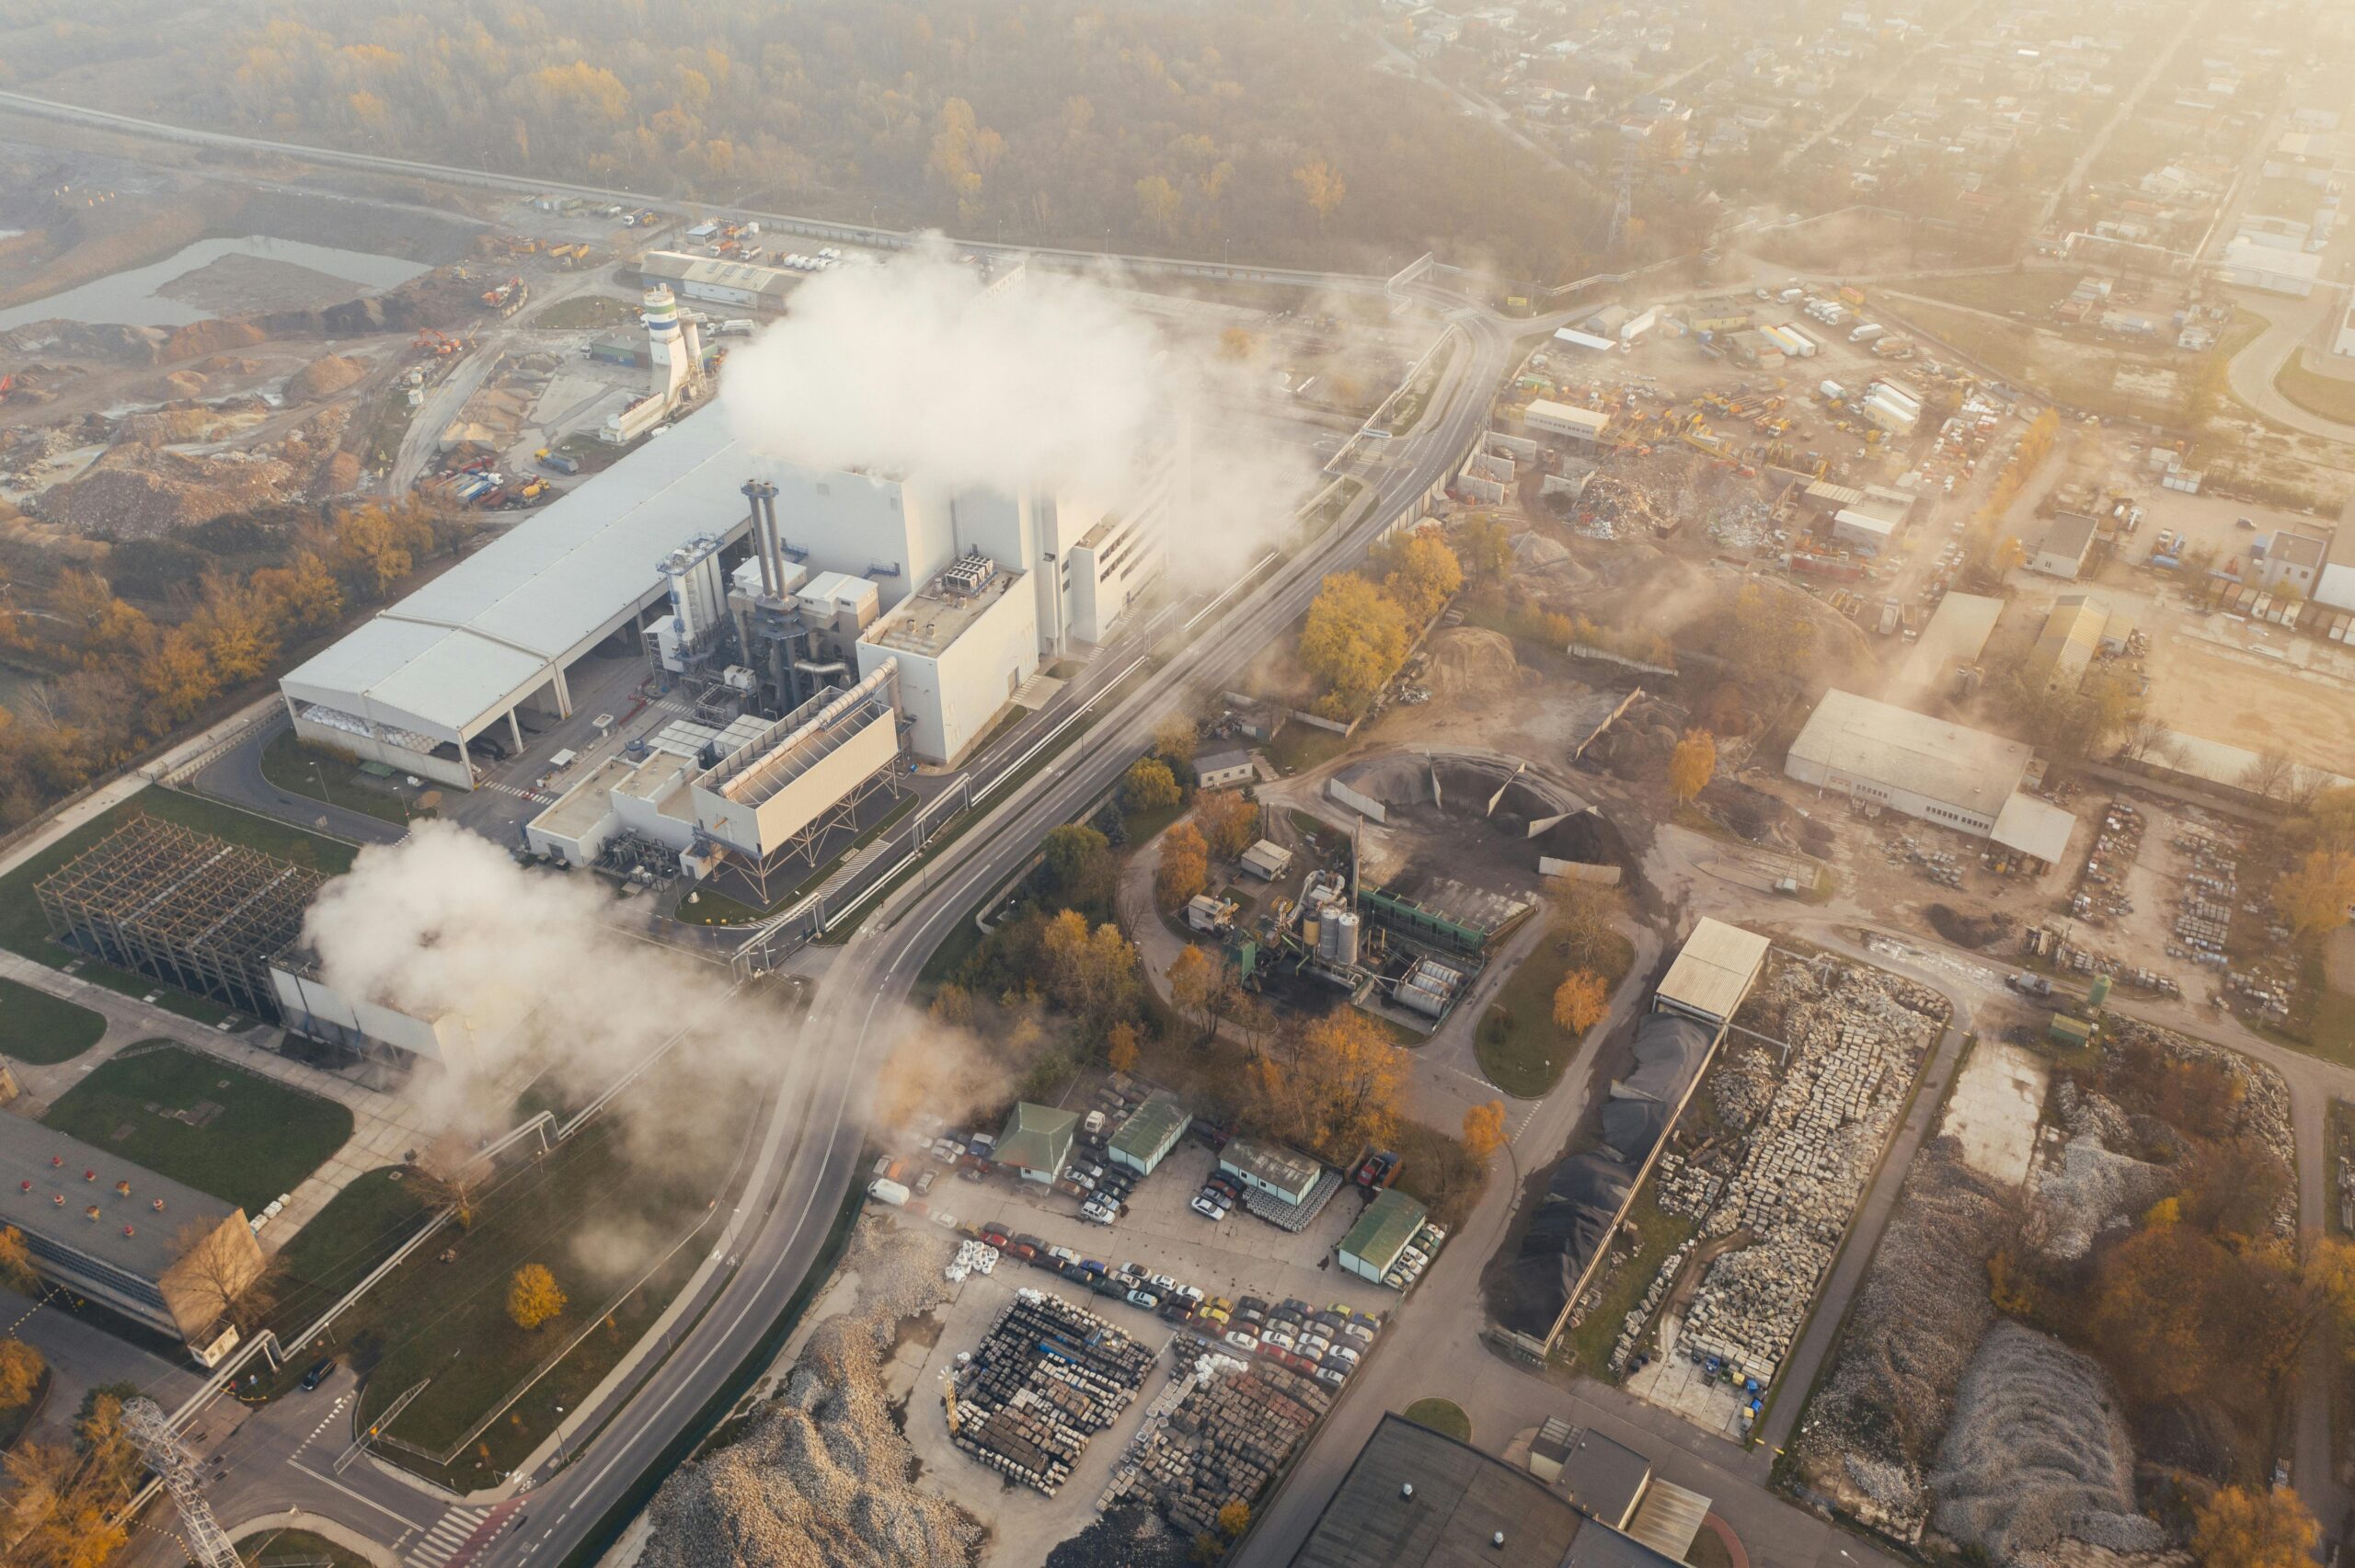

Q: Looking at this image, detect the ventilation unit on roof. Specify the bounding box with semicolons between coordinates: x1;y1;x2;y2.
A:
940;550;997;597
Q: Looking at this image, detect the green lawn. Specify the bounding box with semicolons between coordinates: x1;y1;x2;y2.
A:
257;728;419;828
340;1098;758;1488
1476;931;1636;1100
0;786;355;1022
1266;723;1350;776
234;1528;377;1568
1401;1398;1471;1441
529;293;641;331
1555;1189;1694;1379
0;977;107;1065
2274;352;2355;430
270;1168;439;1330
41;1043;353;1211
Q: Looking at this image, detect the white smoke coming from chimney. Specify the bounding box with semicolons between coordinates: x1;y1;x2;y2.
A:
721;240;1318;582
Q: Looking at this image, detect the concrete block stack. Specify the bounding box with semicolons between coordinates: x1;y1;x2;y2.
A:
946;1288;1155;1496
1672;963;1942;1387
1609;1236;1697;1375
1103;1356;1330;1538
1650;1152;1722;1219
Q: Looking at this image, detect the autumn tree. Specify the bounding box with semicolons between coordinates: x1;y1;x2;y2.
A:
0;1228;34;1296
2192;1485;2317;1568
1455;517;1514;582
1250;1008;1406;1158
1169;944;1217;1037
1106;1021;1142;1074
1667;728;1716;804
1552;970;1608;1035
1292;156;1347;229
1217;1500;1251;1538
1546;878;1626;973
1123;756;1182;812
1373;531;1465;624
1152;715;1198;767
1040;823;1114;912
2276;850;2355;938
1193;788;1258;861
1157;820;1209;908
1298;572;1409;718
169;1218;271;1333
0;1341;42;1411
1462;1100;1507;1161
1043;910;1141;1024
2085;1223;2306;1397
508;1265;567;1331
1134;174;1183;237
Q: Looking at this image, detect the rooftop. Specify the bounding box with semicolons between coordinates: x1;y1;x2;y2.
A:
2027;593;2110;686
863;563;1025;658
1553;1426;1653;1528
529;754;644;841
281;404;758;738
1655;918;1771;1026
1338;1187;1427;1270
0;1116;243;1281
1894;591;2003;689
2037;511;2100;562
1109;1092;1192;1159
996;1102;1078;1175
1991;792;2077;864
1786;689;2033;818
1221;1138;1324;1196
1526;399;1612;431
1197;749;1254;775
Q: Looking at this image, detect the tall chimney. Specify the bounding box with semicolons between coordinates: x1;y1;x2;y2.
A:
756;482;785;600
741;480;775;596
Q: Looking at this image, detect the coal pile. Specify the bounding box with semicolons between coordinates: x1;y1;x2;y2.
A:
946;1289;1155;1495
1045;1505;1192;1568
1102;1351;1330;1539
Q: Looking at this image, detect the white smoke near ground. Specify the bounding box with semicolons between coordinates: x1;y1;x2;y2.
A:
722;238;1319;582
301;821;750;1143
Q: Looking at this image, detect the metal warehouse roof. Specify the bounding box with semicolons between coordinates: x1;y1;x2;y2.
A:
995;1102;1077;1175
1655;918;1769;1026
1991;793;2077;864
1338;1188;1426;1271
281;405;756;736
1787;689;2032;818
1109;1092;1190;1161
1894;591;2003;690
0;1115;243;1281
1291;1413;1591;1568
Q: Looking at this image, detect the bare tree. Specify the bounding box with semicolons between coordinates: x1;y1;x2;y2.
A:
2241;747;2295;802
167;1219;274;1334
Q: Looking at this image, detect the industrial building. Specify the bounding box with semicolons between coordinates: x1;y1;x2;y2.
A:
1786;690;2077;868
2025;594;2110;692
1336;1188;1428;1284
1195;750;1257;790
1651;919;1770;1029
1107;1092;1191;1175
635;249;799;312
1289;1414;1683;1568
1523;399;1612;444
38;815;324;1023
281;260;1182;790
2028;512;2099;578
0;1116;266;1361
995;1103;1079;1185
1892;591;2003;693
1219;1139;1324;1207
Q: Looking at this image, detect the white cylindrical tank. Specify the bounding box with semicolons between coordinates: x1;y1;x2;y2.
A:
1331;911;1361;967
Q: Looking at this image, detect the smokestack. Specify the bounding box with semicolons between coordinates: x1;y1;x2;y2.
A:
758;483;785;596
741;479;775;596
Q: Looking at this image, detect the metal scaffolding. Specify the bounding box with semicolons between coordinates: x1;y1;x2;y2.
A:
36;815;323;1021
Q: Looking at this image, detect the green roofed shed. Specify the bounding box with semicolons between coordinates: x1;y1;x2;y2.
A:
996;1102;1078;1184
1338;1188;1428;1284
1109;1092;1191;1175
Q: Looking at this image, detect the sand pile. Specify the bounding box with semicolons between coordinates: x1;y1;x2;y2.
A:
1423;627;1522;699
638;1219;980;1568
287;355;369;402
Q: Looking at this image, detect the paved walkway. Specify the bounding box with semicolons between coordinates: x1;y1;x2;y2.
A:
0;950;443;1242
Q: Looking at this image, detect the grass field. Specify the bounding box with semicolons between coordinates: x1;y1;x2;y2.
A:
0;978;107;1065
270;1168;439;1329
1556;1188;1694;1379
1476;931;1636;1100
1266;723;1350;776
257;729;418;827
2274;351;2355;430
234;1528;376;1568
530;293;642;330
1880;296;2187;420
1401;1398;1471;1441
41;1043;352;1211
1890;269;2081;318
346;1095;759;1488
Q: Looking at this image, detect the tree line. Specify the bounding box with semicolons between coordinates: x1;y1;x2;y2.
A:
0;499;470;830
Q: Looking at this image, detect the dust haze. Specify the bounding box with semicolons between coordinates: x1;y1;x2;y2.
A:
722;239;1316;581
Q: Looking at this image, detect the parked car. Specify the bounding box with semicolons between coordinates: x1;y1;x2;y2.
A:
1078;1259;1109;1276
1010;1233;1044;1259
1223;1330;1260;1352
1315;1366;1348;1389
300;1357;336;1391
1325;1343;1361;1367
1047;1244;1079;1265
1127;1288;1162;1310
1189;1196;1223;1219
1149;1274;1180;1294
980;1226;1010;1249
1235;1295;1269;1318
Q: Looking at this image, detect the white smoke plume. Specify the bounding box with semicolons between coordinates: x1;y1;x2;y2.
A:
721;239;1318;581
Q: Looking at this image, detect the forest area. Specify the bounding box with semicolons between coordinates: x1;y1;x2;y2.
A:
0;0;1612;281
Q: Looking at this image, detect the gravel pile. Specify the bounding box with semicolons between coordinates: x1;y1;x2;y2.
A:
38;445;300;534
1710;1045;1777;1132
1787;1139;2015;1542
638;1219;977;1568
2025;1136;2174;1262
1930;1322;2165;1565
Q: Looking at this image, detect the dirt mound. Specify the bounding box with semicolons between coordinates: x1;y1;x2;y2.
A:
316;450;362;494
158;318;266;362
41;445;300;535
0;321;170;364
1926;905;2012;949
286;354;369;402
1424;627;1522;699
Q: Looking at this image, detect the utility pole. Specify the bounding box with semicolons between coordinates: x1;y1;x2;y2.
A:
122;1397;240;1568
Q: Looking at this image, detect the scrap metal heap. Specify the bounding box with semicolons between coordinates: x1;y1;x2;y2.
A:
35;814;324;1020
1669;958;1947;1389
945;1290;1155;1496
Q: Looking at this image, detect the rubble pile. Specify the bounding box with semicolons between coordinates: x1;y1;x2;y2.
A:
1787;1140;2015;1544
1929;1322;2165;1564
1671;959;1945;1388
1422;627;1523;700
945;1289;1155;1495
1100;1348;1329;1538
2104;1022;2294;1230
1044;1505;1192;1568
1709;1046;1778;1133
1650;1151;1722;1219
2023;1136;2173;1261
2164;825;2239;969
638;1219;978;1568
1607;1236;1698;1374
36;444;301;534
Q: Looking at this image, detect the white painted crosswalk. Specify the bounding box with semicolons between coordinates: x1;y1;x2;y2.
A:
481;780;557;805
406;1505;490;1568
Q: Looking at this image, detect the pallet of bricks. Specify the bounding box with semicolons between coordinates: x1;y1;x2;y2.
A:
1102;1343;1330;1539
944;1289;1155;1496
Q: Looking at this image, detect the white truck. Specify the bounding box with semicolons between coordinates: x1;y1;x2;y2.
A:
1850;323;1886;344
867;1179;911;1207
